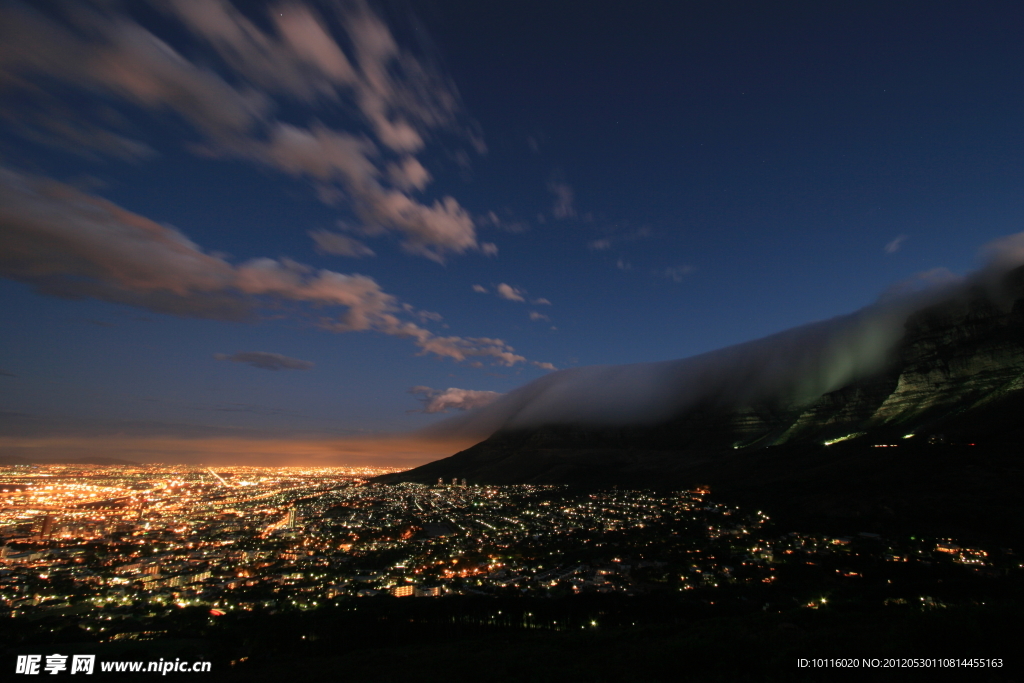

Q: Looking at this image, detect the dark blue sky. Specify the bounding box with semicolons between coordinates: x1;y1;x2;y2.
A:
1;0;1022;464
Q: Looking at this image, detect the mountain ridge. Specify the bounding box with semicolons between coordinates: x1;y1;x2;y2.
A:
376;267;1024;542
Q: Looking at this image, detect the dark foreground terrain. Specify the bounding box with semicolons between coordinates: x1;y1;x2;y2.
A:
3;598;1020;682
5;568;1022;682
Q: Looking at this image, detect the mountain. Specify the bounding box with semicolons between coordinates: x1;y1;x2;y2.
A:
378;266;1024;543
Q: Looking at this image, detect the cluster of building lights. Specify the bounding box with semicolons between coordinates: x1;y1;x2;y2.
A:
0;464;1013;631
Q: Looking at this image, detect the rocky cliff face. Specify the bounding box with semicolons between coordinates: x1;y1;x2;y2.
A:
777;271;1024;444
379;267;1024;537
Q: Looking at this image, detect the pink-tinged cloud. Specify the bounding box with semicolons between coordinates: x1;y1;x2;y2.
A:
0;2;266;140
409;386;502;413
496;283;526;302
387;156;432;191
310;230;376;258
162;0;462;151
251;122;480;262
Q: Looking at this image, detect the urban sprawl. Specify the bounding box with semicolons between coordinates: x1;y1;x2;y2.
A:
1;465;1016;634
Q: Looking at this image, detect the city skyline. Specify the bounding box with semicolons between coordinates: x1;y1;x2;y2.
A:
2;0;1024;466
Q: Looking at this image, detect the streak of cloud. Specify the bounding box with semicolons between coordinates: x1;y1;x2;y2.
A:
0;0;487;261
214;351;314;371
0;165;548;369
885;235;908;254
310;230;376;258
548;182;576;219
408;386;502;413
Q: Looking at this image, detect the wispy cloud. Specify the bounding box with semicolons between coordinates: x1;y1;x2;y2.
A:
0;0;487;261
529;311;550;322
657;266;695;282
476;211;528;234
309;230;376;258
250;122;480;262
885;235;908;254
548;182;576;219
481;283;551;306
386;156;432;191
214;352;314;371
408;386;502;413
12;115;155;163
496;283;526;302
0;165;548;369
588;228;651;252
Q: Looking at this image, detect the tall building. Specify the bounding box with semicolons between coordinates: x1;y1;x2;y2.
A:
33;515;56;540
285;508;297;529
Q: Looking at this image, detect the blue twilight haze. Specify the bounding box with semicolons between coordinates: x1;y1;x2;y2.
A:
1;0;1023;465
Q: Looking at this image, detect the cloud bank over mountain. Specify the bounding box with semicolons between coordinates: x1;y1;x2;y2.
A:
422;236;1024;440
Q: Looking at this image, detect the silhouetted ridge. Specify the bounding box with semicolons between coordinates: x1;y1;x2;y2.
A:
376;267;1024;542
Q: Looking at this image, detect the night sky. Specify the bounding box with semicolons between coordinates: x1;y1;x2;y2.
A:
2;0;1023;465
